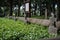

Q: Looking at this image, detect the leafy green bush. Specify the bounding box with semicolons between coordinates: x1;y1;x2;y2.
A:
0;18;57;40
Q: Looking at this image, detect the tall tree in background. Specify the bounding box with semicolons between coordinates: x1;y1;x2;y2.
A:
9;0;13;16
34;0;37;15
18;0;20;16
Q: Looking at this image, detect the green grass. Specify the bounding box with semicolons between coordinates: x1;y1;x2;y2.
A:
31;15;44;19
0;18;57;40
31;15;50;19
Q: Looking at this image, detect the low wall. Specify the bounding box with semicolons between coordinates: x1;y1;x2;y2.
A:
8;16;50;26
27;18;50;26
8;16;60;27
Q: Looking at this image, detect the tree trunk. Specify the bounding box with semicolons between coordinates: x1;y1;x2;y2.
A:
18;6;20;16
45;9;47;19
9;0;13;16
29;2;31;17
18;0;20;16
40;9;42;16
24;0;31;24
34;3;37;15
57;1;60;21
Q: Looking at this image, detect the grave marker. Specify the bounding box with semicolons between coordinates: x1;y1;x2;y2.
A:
48;12;57;34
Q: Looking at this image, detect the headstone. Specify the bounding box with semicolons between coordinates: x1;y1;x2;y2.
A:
48;12;57;34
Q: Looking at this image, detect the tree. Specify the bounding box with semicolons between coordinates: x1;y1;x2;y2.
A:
18;0;20;16
18;0;23;16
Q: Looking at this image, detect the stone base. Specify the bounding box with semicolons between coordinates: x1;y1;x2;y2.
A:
56;21;60;29
48;25;57;34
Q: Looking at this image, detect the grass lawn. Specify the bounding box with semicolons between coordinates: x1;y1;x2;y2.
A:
31;15;50;19
0;18;57;40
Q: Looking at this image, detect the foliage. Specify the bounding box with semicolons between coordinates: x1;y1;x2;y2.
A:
31;15;45;19
0;18;57;40
31;15;50;19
